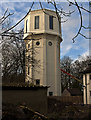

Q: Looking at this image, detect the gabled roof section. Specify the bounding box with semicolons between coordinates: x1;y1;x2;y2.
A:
67;88;82;96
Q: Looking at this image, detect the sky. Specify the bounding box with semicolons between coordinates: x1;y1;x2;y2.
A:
0;0;90;61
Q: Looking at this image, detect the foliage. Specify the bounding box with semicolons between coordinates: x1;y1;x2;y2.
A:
61;55;91;91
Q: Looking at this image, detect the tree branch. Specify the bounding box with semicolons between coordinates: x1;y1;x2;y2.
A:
72;0;91;42
1;1;34;35
67;0;91;13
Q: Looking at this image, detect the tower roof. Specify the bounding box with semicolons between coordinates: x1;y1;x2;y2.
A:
23;8;62;41
30;8;56;13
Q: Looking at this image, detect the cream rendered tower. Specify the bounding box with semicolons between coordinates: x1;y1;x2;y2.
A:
23;9;62;96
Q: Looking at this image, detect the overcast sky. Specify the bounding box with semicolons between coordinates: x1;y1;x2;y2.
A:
0;1;90;60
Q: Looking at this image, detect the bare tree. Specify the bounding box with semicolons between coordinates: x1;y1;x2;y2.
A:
0;1;90;84
72;55;91;78
61;55;91;91
1;17;40;84
61;56;73;90
2;28;25;83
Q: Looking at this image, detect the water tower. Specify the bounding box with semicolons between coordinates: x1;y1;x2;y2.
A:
23;9;62;96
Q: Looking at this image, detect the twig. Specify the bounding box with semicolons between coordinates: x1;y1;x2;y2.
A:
67;0;91;13
39;0;56;18
1;1;34;35
0;12;14;24
0;8;8;20
72;0;82;42
72;0;91;42
79;33;91;39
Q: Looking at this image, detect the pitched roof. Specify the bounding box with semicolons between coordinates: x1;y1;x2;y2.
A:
67;88;82;96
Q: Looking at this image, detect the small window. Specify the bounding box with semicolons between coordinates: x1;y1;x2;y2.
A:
36;41;40;46
28;44;30;49
49;16;53;29
35;16;39;29
26;19;28;33
28;66;30;75
90;91;91;96
49;92;53;96
90;75;91;80
36;79;40;85
48;41;52;46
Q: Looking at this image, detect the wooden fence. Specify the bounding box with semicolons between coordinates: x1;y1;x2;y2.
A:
48;96;83;104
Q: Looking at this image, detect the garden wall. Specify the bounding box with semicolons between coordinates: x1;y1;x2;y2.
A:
2;86;48;114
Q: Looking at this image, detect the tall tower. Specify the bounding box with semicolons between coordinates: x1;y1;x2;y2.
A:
23;9;62;96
